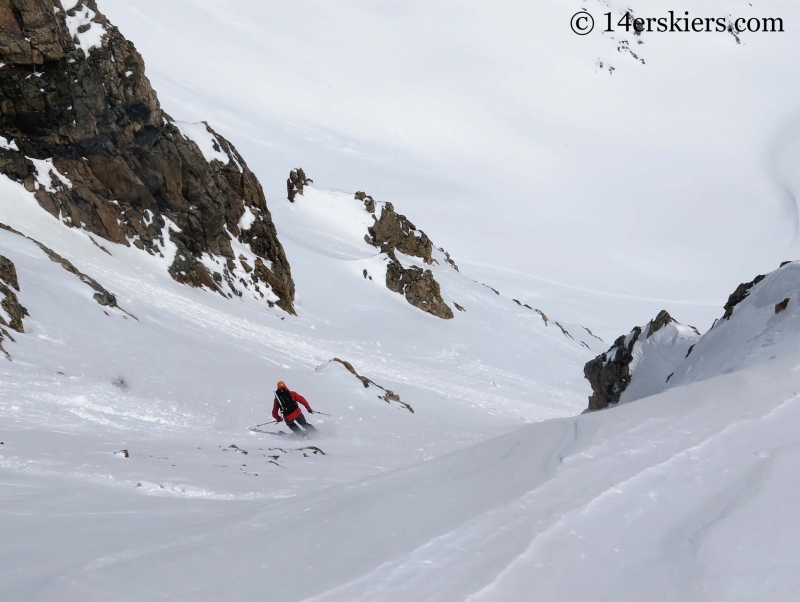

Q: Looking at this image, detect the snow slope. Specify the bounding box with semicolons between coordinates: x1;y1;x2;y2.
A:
0;159;604;598
670;262;800;388
4;107;800;602
604;261;800;405
8;334;800;601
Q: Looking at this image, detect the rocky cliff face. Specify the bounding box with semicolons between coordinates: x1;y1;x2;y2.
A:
584;310;700;411
0;0;295;312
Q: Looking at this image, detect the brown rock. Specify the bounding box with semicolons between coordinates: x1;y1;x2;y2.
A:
775;297;790;314
354;191;375;213
0;281;26;333
555;322;573;339
584;328;641;411
287;167;312;202
367;203;433;264
386;255;453;320
647;309;676;338
583;309;683;411
0;254;19;290
0;254;26;334
331;358;414;413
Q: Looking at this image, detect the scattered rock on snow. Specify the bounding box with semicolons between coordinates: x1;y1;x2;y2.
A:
355;191;376;213
439;247;460;271
0;222;135;318
479;282;500;295
722;274;766;320
775;297;790;314
0;255;27;334
555;322;573;339
582;326;604;342
330;358;414;413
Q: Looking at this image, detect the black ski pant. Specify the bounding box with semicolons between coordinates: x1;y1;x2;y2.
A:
286;413;317;435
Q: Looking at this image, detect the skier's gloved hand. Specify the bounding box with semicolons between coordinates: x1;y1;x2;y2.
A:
309;409;314;414
276;417;283;423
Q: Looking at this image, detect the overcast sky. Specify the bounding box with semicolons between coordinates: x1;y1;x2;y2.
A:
101;0;800;333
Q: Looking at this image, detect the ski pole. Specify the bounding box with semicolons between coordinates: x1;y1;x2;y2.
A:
253;420;279;428
312;411;331;416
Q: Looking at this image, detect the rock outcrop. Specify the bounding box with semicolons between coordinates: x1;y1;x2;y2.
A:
364;201;454;319
0;253;27;333
367;202;434;264
287;168;312;202
584;310;699;411
0;0;295;313
355;191;375;213
722;274;765;320
0;252;27;359
584;327;640;412
385;250;454;319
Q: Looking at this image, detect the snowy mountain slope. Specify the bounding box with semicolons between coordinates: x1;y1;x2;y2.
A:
3;1;800;600
669;261;800;388
0;2;602;546
97;0;800;332
0;150;598;499
0;155;611;599
17;344;800;602
583;262;800;413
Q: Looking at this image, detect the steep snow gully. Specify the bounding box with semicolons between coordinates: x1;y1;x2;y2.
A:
3;0;800;601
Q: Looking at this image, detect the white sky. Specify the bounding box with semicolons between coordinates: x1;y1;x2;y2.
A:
101;0;800;333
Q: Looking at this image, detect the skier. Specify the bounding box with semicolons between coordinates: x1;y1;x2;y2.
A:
272;381;317;437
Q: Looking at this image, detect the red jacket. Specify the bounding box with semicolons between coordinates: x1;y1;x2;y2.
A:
272;390;312;422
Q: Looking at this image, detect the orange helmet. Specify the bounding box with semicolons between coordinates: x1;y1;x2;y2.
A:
277;381;287;389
